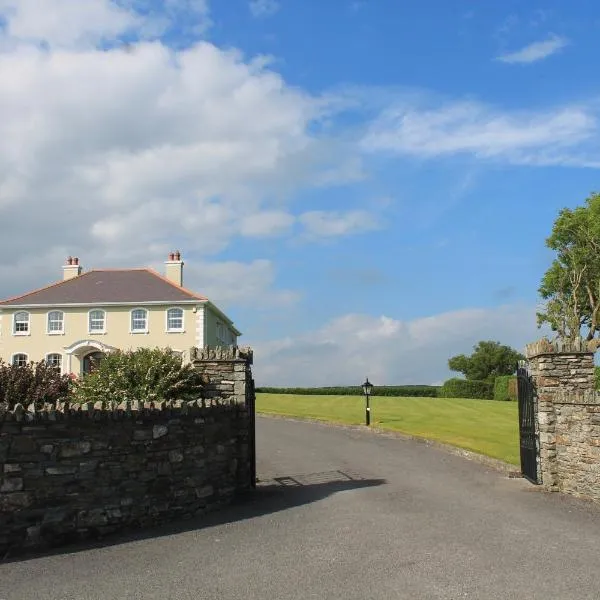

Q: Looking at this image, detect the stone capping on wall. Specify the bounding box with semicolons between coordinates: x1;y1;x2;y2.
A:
190;345;253;364
525;337;593;358
0;398;231;423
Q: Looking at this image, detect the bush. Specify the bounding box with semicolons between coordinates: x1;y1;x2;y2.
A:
493;375;518;401
0;359;72;409
596;366;600;391
71;348;205;405
439;378;494;400
255;385;440;397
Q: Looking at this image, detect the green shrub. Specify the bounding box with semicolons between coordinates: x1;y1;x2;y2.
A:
0;359;72;409
255;385;439;397
596;366;600;391
439;378;494;400
493;375;518;401
71;348;205;405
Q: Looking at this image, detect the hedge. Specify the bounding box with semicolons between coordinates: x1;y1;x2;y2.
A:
493;375;518;401
439;378;494;400
255;385;440;397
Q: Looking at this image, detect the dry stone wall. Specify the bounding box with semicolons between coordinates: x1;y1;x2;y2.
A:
526;338;600;501
0;346;255;557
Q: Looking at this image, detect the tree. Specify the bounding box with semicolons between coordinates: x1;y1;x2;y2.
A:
537;192;600;342
448;341;524;381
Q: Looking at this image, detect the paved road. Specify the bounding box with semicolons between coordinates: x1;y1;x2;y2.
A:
1;416;600;599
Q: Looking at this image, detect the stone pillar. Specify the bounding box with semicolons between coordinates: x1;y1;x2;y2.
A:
189;346;254;404
525;338;595;491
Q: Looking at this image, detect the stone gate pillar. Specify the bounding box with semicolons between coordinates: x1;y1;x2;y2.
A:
525;338;595;490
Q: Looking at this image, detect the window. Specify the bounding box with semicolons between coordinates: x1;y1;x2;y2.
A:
46;353;62;373
216;321;225;344
13;312;30;334
166;307;184;332
89;310;106;333
12;353;28;367
47;311;64;334
131;308;148;333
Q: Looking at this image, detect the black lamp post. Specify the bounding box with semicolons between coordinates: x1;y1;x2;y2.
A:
362;377;373;426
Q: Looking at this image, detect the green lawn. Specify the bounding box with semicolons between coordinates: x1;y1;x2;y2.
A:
257;394;520;465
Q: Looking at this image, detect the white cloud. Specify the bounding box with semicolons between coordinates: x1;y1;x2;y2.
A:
299;210;381;238
0;0;215;49
240;211;295;238
182;259;300;309
496;34;568;64
361;98;599;167
0;0;139;48
251;304;546;386
249;0;280;18
0;0;369;301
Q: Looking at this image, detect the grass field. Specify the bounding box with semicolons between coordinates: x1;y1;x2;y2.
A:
257;394;520;465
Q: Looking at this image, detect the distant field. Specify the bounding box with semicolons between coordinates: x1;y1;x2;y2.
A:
256;393;520;465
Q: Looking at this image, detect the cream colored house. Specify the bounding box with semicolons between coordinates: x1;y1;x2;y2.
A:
0;252;241;375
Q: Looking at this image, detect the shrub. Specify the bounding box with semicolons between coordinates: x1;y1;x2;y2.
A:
71;348;205;405
493;375;518;401
0;359;72;409
596;366;600;391
439;377;494;400
255;385;440;397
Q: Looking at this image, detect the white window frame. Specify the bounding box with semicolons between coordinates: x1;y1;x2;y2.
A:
166;307;184;333
11;353;28;367
47;310;65;335
88;309;106;334
130;308;148;334
46;353;62;373
13;311;30;336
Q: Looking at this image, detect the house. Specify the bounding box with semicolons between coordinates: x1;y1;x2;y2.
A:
0;252;240;375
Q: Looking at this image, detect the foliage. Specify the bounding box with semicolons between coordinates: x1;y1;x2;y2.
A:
255;385;440;397
493;375;518;401
257;393;520;465
0;359;72;409
439;378;494;400
71;348;204;405
448;340;524;381
595;366;600;391
537;192;600;342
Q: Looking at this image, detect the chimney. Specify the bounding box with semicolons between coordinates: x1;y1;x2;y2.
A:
63;256;82;280
164;250;183;286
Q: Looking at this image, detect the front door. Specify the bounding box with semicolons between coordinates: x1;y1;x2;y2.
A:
82;351;105;375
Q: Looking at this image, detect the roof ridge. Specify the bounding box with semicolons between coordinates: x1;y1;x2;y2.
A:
0;269;96;305
144;268;207;301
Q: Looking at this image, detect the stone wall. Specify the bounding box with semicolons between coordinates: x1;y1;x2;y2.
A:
525;338;600;501
0;346;255;556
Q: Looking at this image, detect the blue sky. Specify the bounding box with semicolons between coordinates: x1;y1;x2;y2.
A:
0;0;599;384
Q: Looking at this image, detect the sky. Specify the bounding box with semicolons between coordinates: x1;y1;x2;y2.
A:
0;0;599;386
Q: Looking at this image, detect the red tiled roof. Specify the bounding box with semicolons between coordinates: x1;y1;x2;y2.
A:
0;269;207;307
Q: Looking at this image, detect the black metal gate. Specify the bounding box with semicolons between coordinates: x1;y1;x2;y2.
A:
516;362;539;484
246;378;256;488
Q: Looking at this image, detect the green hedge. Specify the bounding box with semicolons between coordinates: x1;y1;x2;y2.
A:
255;385;440;397
439;378;494;400
493;375;518;401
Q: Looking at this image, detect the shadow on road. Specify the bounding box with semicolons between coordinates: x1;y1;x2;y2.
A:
1;470;386;564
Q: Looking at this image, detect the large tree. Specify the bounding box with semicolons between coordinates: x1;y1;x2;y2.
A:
537;192;600;343
448;341;524;381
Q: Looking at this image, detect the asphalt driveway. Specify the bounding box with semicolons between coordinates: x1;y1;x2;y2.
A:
1;416;600;599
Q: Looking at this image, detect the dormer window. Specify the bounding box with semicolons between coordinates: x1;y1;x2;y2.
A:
47;310;64;334
13;312;30;335
131;308;148;333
